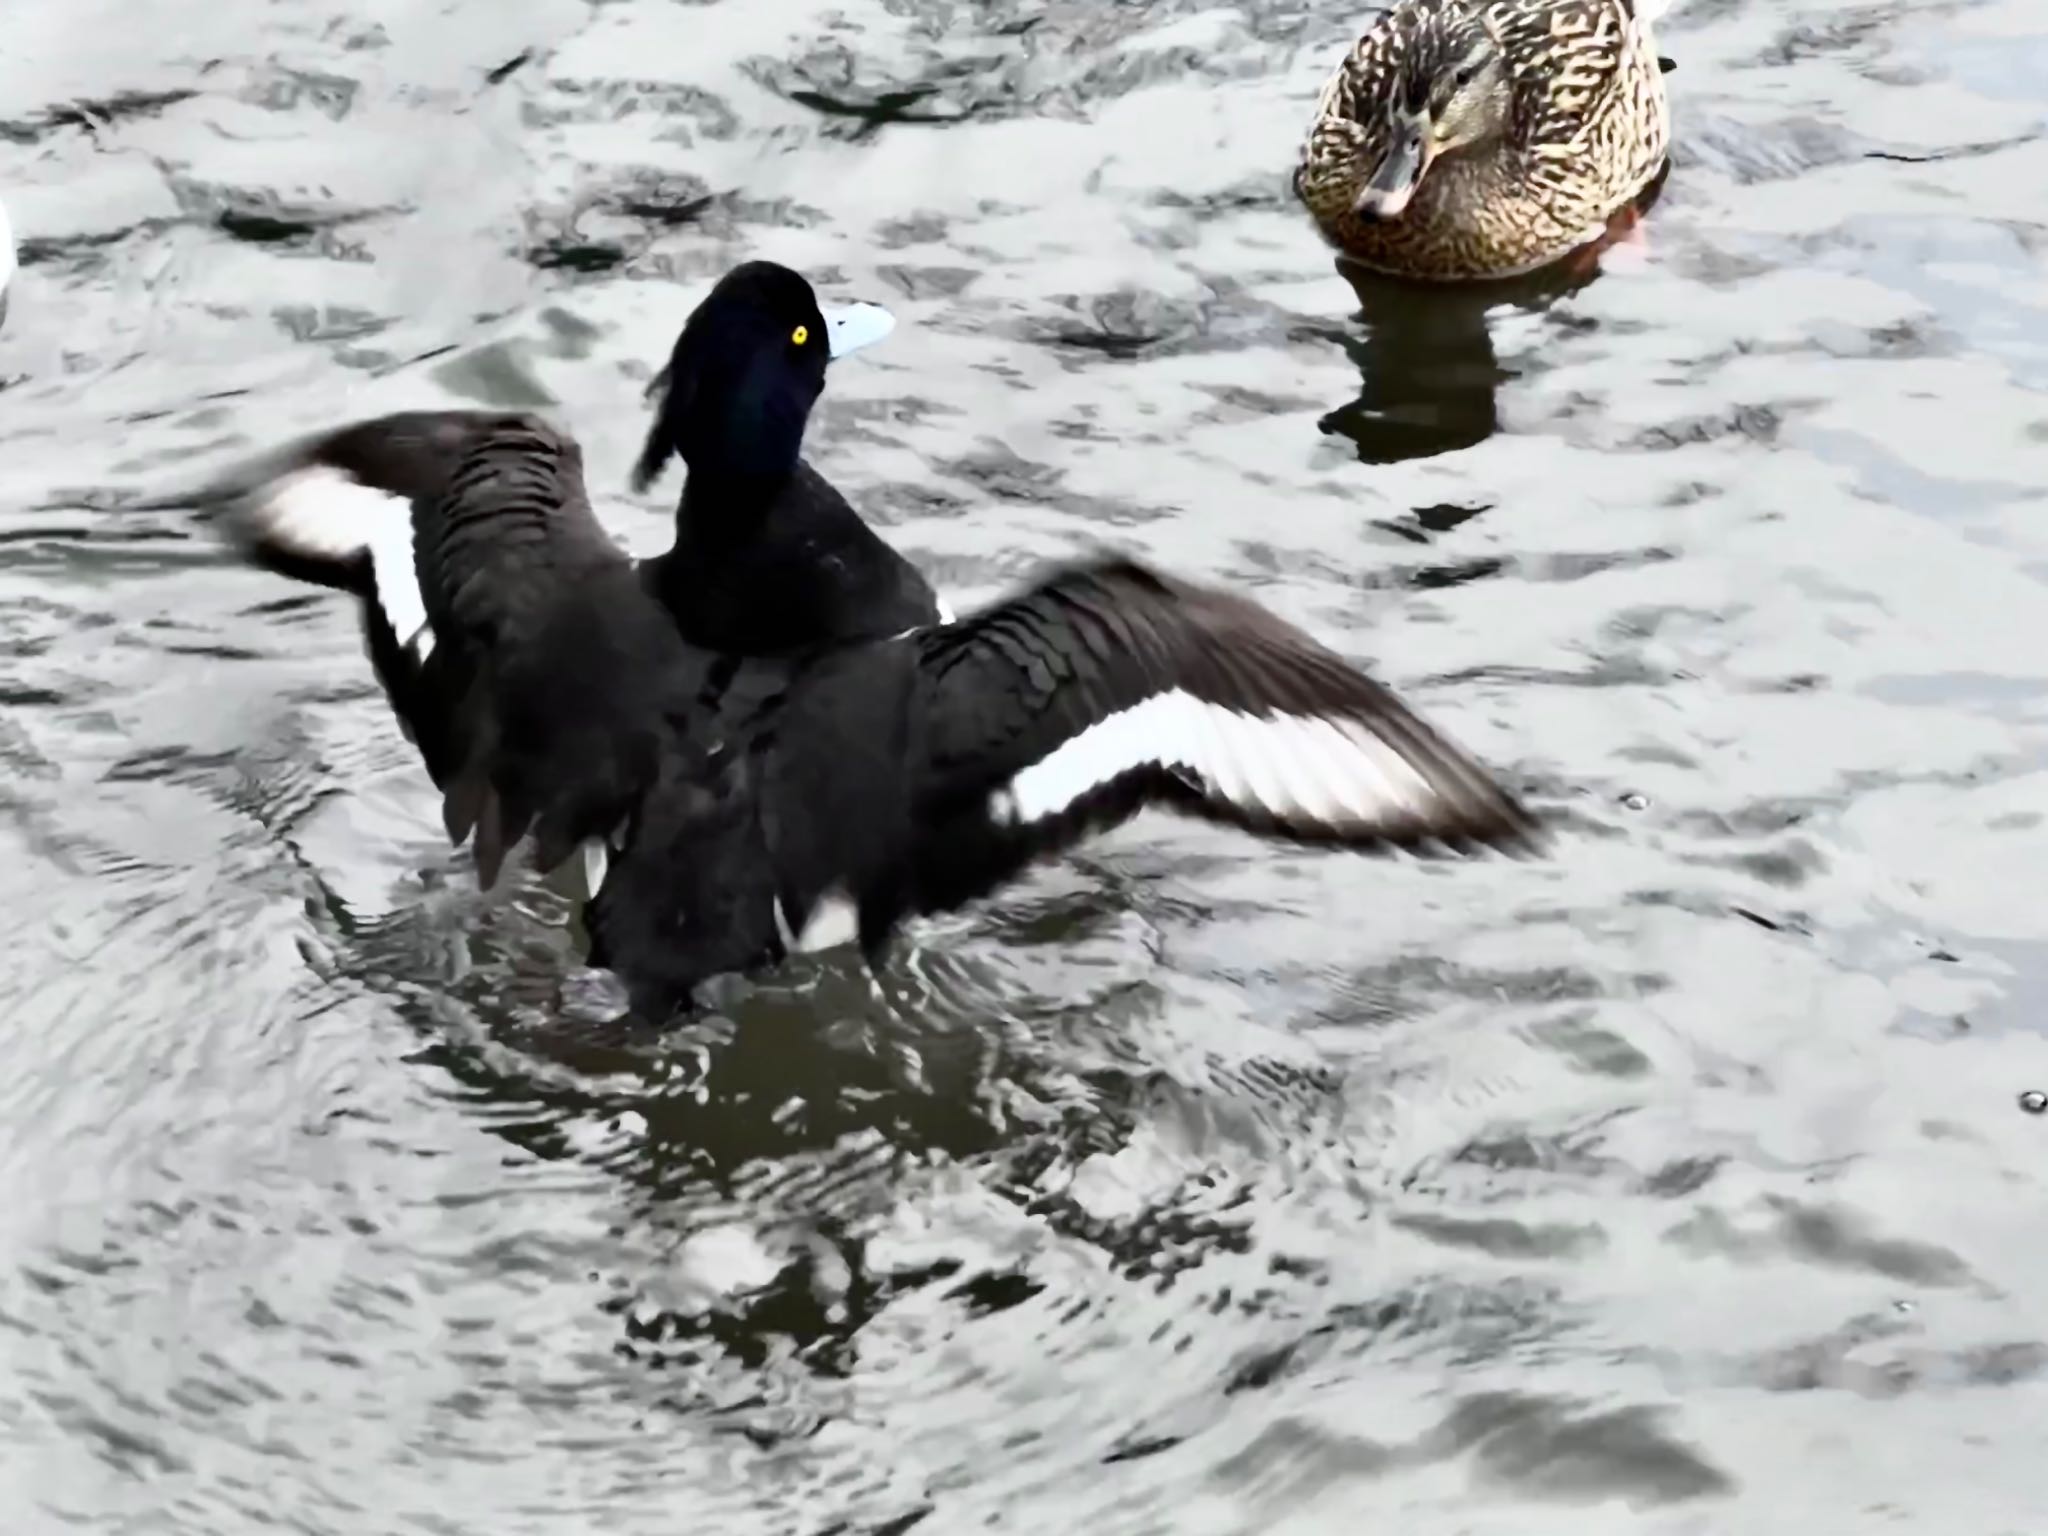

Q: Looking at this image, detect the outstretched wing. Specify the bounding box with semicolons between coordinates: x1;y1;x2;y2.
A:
400;415;698;891
201;409;679;891
903;556;1538;913
196;410;583;784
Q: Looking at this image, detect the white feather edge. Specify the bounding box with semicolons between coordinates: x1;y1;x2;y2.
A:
891;595;958;641
568;840;859;955
545;827;629;904
581;840;609;900
994;687;1451;833
773;887;860;954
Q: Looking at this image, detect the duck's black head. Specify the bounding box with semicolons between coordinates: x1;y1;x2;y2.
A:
632;261;894;496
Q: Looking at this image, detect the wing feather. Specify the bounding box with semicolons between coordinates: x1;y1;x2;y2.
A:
405;417;690;889
903;558;1538;915
195;409;683;894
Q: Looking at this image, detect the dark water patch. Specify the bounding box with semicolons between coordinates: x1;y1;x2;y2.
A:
1668;1201;1980;1291
0;88;199;144
1392;1212;1609;1261
1440;1391;1736;1505
528;238;630;274
784;84;969;138
486;50;536;87
1375;500;1495;542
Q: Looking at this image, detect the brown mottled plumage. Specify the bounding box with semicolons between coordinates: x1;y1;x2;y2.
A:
1295;0;1672;281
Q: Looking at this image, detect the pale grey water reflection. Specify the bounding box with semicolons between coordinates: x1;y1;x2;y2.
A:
3;0;2048;1531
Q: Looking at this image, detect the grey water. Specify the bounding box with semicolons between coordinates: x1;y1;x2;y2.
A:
3;0;2048;1530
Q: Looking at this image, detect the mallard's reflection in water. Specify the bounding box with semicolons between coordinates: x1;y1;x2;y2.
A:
1317;165;1670;466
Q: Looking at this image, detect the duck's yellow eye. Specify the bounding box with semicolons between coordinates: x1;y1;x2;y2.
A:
791;324;810;346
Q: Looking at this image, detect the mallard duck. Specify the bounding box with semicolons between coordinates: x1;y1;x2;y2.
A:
1294;0;1672;281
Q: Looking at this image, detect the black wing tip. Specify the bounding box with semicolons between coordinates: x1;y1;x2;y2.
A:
1259;787;1549;862
1413;793;1551;861
186;405;536;511
630;366;675;496
629;439;667;496
1367;733;1553;863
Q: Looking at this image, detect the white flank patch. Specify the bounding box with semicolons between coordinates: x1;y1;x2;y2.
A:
821;302;895;360
547;833;627;906
934;596;957;625
997;688;1445;832
250;465;434;656
772;887;861;955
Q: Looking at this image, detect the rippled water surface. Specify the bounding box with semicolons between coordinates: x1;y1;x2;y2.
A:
5;0;2048;1529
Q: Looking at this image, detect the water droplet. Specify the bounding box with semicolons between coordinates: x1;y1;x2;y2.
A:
2019;1090;2047;1115
1621;792;1649;811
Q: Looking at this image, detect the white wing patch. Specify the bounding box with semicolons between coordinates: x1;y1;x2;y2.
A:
246;465;435;659
996;687;1446;832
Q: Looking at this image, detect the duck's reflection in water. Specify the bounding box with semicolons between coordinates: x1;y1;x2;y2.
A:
331;867;1175;1198
1316;167;1669;466
327;879;1208;1389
